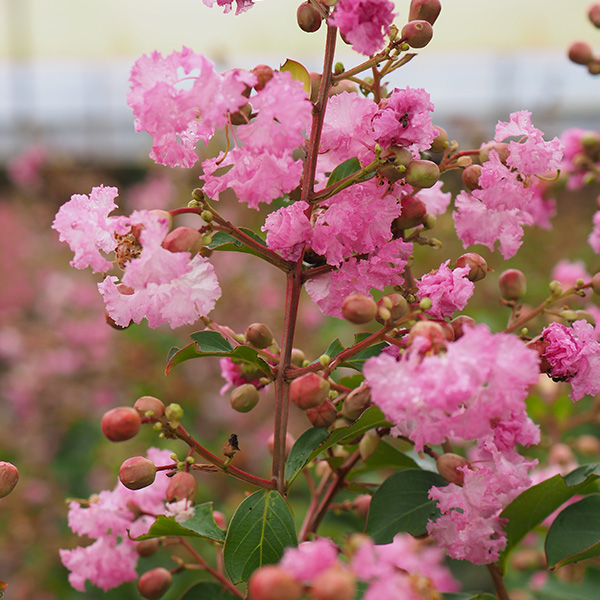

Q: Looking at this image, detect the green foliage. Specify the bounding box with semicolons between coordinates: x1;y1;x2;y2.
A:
179;581;240;600
286;427;330;487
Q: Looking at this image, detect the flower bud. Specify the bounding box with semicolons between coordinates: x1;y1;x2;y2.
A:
0;462;19;498
499;269;527;301
342;293;378;324
341;385;371;420
309;567;357;600
568;41;594;65
134;396;166;419
461;164;482;190
329;79;359;96
436;453;470;485
137;567;173;600
590;4;600;27
252;64;275;91
401;20;434;49
573;434;600;456
291;348;306;367
267;432;296;458
450;315;476;339
213;510;228;530
230;103;253;125
455;252;488;282
101;407;141;442
166;471;198;503
376;293;410;324
248;565;303;600
429;126;448;153
246;323;275;349
409;320;447;353
165;403;184;428
297;1;323;33
352;494;371;519
591;272;600;295
119;456;157;490
456;155;472;168
307;399;338;428
393;195;427;230
309;71;322;103
136;538;160;558
479;142;509;163
404;159;440;189
408;0;442;25
290;373;330;410
162;227;202;255
230;383;260;413
359;430;380;461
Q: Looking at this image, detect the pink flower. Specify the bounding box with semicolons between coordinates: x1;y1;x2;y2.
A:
329;0;397;56
219;357;262;395
262;201;313;260
589;210;600;253
280;538;339;582
560;128;600;189
542;320;600;401
6;143;47;187
202;0;254;14
416;181;451;216
417;260;474;320
551;260;590;293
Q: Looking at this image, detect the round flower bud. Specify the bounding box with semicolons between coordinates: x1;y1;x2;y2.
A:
409;320;448;354
290;373;330;410
455;252;488;282
165;403;184;424
573;434;600;456
352;494;371;519
499;269;527;301
0;462;19;498
134;396;166;419
309;566;357;600
479;142;509;163
359;431;380;461
307;399;338;428
430;126;448;153
436;453;470;485
450;315;476;340
248;565;303;600
408;0;442;25
230;103;253;126
297;1;322;33
267;432;296;458
376;293;410;324
252;64;275;91
309;71;322;103
589;4;600;27
404;159;440;189
136;538;160;558
393;195;427;230
101;407;141;442
291;348;306;367
246;323;275;349
137;567;173;600
568;41;594;65
342;293;378;324
213;510;228;530
162;227;202;255
341;385;371;421
230;383;260;413
119;457;157;490
401;20;434;49
591;272;600;296
461;164;482;190
166;471;198;503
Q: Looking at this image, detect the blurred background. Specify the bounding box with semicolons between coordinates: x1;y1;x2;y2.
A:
1;1;600;599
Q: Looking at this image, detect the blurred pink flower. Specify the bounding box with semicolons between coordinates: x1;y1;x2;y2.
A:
6;144;47;187
280;538;339;582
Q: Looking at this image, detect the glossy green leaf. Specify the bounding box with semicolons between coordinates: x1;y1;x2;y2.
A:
327;157;362;187
280;58;311;94
350;441;418;475
340;342;387;371
191;331;234;353
366;469;447;543
285;427;330;487
179;581;240;600
206;228;268;259
500;464;600;564
133;502;225;543
224;489;297;583
546;494;600;569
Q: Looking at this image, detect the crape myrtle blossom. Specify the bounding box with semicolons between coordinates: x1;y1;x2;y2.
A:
202;0;254;14
453;111;564;259
541;320;600;401
280;538;339;582
363;324;540;452
560;127;600;190
60;448;173;592
589;210;600;253
52;186;221;328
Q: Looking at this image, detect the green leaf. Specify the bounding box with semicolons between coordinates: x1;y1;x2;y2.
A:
534;565;600;599
179;581;240;600
366;469;447;543
340;342;387;371
133;502;226;543
546;494;600;569
351;441;418;475
500;463;600;564
191;331;234;353
206;228;268;260
285;427;330;487
280;58;311;94
327;157;362;187
224;489;298;583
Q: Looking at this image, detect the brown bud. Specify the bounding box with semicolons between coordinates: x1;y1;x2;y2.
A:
342;293;378;324
430;126;448;153
246;322;275;349
479;142;509;163
137;567;172;600
590;4;600;27
404;159;440;189
342;385;371;420
307;399;338;428
401;20;434;49
297;1;322;33
408;0;442;25
230;383;260;413
230;103;253;125
309;567;357;600
461;164;482;190
352;494;372;519
450;315;476;340
101;407;141;442
568;41;594;65
455;252;488;282
499;269;527;301
436;453;470;485
134;396;166;419
162;227;202;255
393;195;427;230
166;471;198;503
376;293;410;324
248;565;303;600
223;433;240;459
252;64;275;91
290;373;330;410
136;538;160;558
119;456;157;490
0;462;19;498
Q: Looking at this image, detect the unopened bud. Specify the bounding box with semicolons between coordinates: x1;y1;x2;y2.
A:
548;443;576;468
419;297;432;310
455;155;472;168
455;252;488;282
297;1;322;33
404;159;440;189
461;164;482;190
342;385;371;420
376;293;410;324
136;538;160;558
409;320;447;353
393;195;427;230
436;453;470;485
401;20;434;49
590;4;600;27
591;272;600;295
568;41;594;65
138;567;173;600
479;142;510;163
252;64;275;91
246;323;275;349
162;227;202;255
499;269;527;301
213;510;227;530
352;494;372;519
310;566;357;600
101;407;141;442
291;348;306;367
248;565;303;600
0;462;19;498
230;103;253;125
165;403;184;428
166;471;197;503
307;399;338;428
290;373;330;410
430;126;448;153
359;431;380;461
342;293;378;324
119;456;157;490
134;396;166;419
450;315;476;339
230;383;260;413
573;434;600;456
408;0;442;25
